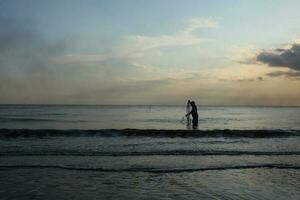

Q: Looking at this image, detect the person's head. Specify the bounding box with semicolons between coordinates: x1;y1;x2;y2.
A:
191;101;195;105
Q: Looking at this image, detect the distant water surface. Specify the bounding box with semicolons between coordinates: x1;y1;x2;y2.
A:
1;105;300;129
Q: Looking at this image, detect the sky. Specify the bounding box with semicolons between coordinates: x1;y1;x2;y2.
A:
1;0;300;105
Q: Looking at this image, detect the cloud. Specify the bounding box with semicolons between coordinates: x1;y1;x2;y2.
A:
184;17;217;34
119;17;216;55
236;39;300;79
256;41;300;71
266;70;300;78
61;17;217;63
131;62;148;69
218;77;264;82
230;45;258;64
130;63;214;81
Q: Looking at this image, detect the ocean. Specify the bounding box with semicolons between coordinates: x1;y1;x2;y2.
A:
1;105;300;129
1;105;300;199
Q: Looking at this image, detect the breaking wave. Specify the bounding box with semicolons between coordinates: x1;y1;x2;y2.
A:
0;129;299;138
1;150;300;157
0;164;299;173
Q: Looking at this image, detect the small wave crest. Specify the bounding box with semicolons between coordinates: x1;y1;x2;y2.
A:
0;164;299;173
0;129;299;138
1;150;300;157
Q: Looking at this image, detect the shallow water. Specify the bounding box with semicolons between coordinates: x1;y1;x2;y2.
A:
1;168;300;200
1;129;300;199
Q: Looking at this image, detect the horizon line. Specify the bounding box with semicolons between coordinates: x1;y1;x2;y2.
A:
0;103;300;107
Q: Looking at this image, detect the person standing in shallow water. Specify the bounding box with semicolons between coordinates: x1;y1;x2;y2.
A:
186;100;198;128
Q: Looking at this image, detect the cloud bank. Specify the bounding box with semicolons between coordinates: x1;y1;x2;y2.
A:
266;70;300;78
256;42;300;72
237;40;300;79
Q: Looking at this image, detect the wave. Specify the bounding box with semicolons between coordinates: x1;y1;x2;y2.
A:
0;129;299;138
0;164;299;173
1;150;300;157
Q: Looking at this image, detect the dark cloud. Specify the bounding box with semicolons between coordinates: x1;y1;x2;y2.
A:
218;77;263;82
266;70;300;78
257;76;263;81
256;43;300;71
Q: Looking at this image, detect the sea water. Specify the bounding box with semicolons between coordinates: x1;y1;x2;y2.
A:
1;105;300;129
0;105;300;199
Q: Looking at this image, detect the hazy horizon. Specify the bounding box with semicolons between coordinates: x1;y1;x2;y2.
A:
1;103;300;107
1;0;300;105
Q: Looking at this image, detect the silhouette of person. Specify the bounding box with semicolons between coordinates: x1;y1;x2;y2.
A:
186;100;198;128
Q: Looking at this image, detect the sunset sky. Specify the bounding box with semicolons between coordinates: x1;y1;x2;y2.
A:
1;0;300;105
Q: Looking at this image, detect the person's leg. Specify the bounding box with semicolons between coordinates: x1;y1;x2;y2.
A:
192;116;198;128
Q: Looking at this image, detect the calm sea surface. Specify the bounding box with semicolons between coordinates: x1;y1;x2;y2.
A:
1;105;300;129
